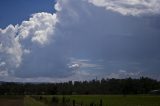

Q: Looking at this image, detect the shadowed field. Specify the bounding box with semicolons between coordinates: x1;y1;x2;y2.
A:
0;96;47;106
0;96;24;106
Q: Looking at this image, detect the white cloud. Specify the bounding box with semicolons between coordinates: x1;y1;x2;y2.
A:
118;69;141;76
54;1;62;12
0;62;6;67
0;11;58;78
23;49;31;54
0;25;22;71
88;0;160;16
69;58;103;71
18;12;58;45
107;70;141;79
69;63;81;70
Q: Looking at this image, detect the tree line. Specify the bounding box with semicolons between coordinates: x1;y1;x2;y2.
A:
0;77;160;95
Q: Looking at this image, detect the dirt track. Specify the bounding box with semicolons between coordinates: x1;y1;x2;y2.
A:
0;98;24;106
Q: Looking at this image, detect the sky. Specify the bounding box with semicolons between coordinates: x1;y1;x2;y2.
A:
0;0;160;82
0;0;56;28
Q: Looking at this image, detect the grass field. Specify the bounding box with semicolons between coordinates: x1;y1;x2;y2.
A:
30;95;160;106
0;95;160;106
58;95;160;106
24;96;47;106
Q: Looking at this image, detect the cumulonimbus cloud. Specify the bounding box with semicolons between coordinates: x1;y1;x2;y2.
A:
0;0;160;81
88;0;160;16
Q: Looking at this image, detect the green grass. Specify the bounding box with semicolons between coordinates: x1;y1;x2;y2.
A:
0;95;160;106
52;95;160;106
24;96;47;106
